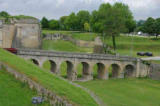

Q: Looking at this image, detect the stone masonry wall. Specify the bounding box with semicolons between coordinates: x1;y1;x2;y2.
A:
0;62;72;106
0;18;41;49
149;64;160;80
0;24;16;48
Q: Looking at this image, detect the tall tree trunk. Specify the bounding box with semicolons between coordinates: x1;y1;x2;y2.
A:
112;35;116;51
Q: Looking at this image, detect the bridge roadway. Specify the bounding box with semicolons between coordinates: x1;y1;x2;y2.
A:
17;49;149;81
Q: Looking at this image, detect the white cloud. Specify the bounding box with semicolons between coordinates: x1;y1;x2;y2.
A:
0;0;159;20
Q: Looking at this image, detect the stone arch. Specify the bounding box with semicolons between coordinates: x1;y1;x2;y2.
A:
60;60;74;80
124;64;135;78
49;60;57;73
31;59;39;66
110;64;121;78
77;62;90;80
96;63;107;79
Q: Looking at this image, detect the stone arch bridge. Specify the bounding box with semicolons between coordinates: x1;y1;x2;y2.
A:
17;49;150;81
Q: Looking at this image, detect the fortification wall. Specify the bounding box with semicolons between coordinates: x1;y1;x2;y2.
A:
0;24;15;48
0;18;41;49
149;64;160;80
13;23;41;49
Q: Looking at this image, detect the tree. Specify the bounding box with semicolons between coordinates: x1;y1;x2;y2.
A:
143;17;155;35
154;18;160;38
41;17;49;29
0;11;10;18
90;10;100;32
64;12;78;30
84;22;90;32
49;19;59;30
59;16;68;30
77;10;90;30
135;20;145;32
102;3;133;50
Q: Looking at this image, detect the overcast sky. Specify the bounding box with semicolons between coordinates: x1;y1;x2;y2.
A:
0;0;159;20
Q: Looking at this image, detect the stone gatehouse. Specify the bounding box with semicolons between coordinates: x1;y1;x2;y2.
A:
0;18;41;49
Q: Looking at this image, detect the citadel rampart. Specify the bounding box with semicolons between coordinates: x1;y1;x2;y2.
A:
0;18;41;49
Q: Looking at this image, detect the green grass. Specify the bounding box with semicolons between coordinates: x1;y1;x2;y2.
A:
42;30;160;57
42;40;93;53
77;78;160;106
42;30;78;35
148;60;160;64
71;32;98;41
42;30;98;41
0;49;97;106
105;35;160;57
0;70;49;106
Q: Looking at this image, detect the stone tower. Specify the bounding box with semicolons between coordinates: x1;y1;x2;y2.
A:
0;18;41;49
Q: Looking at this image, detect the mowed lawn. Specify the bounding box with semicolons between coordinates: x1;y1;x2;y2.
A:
42;30;98;41
77;78;160;106
0;70;49;106
42;40;93;53
42;30;160;57
105;35;160;57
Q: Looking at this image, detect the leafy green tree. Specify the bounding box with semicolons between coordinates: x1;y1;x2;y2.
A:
41;17;49;29
64;12;78;30
102;3;133;50
49;19;59;30
0;11;10;18
135;20;145;32
143;17;155;35
59;16;68;30
155;18;160;38
90;10;100;32
84;22;90;32
77;10;90;30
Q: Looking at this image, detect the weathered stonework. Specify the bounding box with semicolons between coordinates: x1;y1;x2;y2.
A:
149;64;160;80
0;18;41;49
17;48;149;81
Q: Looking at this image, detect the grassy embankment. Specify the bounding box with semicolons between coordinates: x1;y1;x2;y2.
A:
42;40;92;53
0;70;49;106
43;30;160;57
42;30;98;53
0;49;98;106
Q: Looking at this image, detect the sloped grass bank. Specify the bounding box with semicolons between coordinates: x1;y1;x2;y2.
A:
0;70;49;106
42;30;98;41
78;78;160;106
42;40;93;53
0;49;97;106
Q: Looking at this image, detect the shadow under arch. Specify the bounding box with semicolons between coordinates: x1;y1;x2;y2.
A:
31;59;39;66
48;60;57;73
124;64;135;78
77;62;90;80
60;60;74;80
93;63;107;79
97;63;106;79
109;64;121;78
